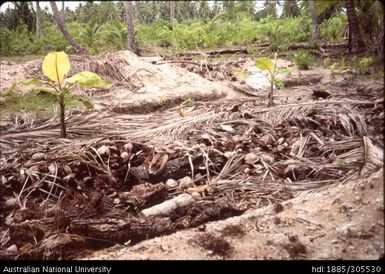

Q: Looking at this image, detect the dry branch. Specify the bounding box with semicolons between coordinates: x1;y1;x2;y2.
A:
176;47;248;57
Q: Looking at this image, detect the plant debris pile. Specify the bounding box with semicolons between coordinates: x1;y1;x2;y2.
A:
0;62;383;259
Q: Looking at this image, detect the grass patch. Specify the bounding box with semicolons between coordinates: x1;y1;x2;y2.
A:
234;68;250;78
0;54;45;63
369;71;384;80
0;90;83;120
278;67;292;76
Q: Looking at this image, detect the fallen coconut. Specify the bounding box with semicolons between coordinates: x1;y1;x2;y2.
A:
63;165;72;175
5;198;17;209
96;146;110;157
28;165;40;174
191;192;201;200
179;176;194;190
165;178;178;189
244;152;260;164
6;244;17;253
260;153;274;164
277;137;284;145
123;143;133;153
48;163;56;175
194;173;203;182
149;154;169;175
260;134;276;146
31;152;46;161
120;152;130;163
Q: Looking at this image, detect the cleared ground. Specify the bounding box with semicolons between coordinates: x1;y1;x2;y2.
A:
0;50;383;260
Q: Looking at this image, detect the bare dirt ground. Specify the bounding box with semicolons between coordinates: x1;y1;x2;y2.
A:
0;50;383;260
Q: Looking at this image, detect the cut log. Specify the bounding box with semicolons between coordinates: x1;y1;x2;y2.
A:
141;193;195;218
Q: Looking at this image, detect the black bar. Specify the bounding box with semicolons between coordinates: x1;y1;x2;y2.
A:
1;260;384;274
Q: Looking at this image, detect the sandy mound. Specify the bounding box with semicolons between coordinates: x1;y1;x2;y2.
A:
1;51;237;113
73;51;237;112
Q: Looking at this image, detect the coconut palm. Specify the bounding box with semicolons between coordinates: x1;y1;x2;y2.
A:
262;0;279;18
78;21;103;48
308;0;321;40
170;1;175;30
281;0;300;18
345;0;365;54
124;1;138;54
100;21;127;50
35;1;42;39
49;1;86;53
313;0;383;55
354;0;383;54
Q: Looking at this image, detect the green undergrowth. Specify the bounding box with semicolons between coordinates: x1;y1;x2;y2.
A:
0;90;83;120
0;54;45;63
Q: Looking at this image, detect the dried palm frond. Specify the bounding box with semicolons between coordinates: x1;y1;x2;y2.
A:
290;134;311;158
255;99;373;114
261;104;317;126
337;111;368;136
130;110;222;140
360;136;384;176
256;102;371;142
216;153;244;180
320;138;363;156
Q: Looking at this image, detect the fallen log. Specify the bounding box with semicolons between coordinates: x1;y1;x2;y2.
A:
69;216;174;244
283;74;323;87
153;59;246;68
70;199;244;244
176;47;248;57
288;42;348;50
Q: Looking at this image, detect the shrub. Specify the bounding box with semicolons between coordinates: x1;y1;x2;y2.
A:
136;16;312;52
293;51;313;70
41;23;67;52
0;25;32;55
320;14;347;42
351;56;374;74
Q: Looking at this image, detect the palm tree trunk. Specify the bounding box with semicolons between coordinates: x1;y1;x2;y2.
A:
170;1;175;30
50;1;86;53
61;1;65;18
308;0;321;40
125;1;138;54
345;0;365;54
36;1;42;39
377;17;384;57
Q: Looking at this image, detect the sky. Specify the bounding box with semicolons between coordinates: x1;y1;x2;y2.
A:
0;1;86;13
0;1;267;13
